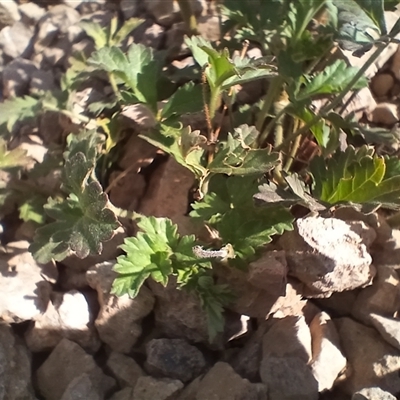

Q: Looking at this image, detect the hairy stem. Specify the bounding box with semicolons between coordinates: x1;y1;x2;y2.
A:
256;75;285;142
275;41;388;152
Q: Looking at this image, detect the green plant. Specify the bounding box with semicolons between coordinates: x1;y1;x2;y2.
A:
2;0;400;340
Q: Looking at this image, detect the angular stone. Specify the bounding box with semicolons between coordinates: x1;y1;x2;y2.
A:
36;338;116;400
370;313;400;351
30;69;56;94
139;157;195;219
0;324;36;400
352;387;397;400
60;374;101;400
0;21;34;58
87;261;155;353
215;263;285;319
262;316;312;363
132;376;184;400
3;58;37;97
352;265;400;325
149;278;210;345
314;290;357;318
0;241;56;323
269;280;310;319
309;312;346;391
248;250;287;291
145;338;206;383
19;2;45;25
0;0;20;29
280;217;375;297
260;356;318;400
196;362;267;400
106;352;144;388
35;4;80;51
229;324;267;382
337;317;400;394
25;290;100;353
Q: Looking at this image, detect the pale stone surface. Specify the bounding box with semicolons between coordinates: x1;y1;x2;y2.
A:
352;387;397;400
370;313;400;351
36;339;115;400
87;261;155;353
337;317;400;395
309;312;346;391
262;316;312;363
352;265;400;325
25;290;100;353
34;4;80;52
280;217;375;297
0;22;34;59
0;241;56;323
196;362;267;400
3;58;37;97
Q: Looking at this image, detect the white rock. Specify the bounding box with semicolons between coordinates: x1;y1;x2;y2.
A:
309;312;346;391
25;290;101;353
36;338;115;400
263;316;312;363
0;241;56;323
280;217;375;297
87;261;155;353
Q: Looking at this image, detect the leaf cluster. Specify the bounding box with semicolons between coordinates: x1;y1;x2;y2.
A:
112;215;231;340
30;131;119;263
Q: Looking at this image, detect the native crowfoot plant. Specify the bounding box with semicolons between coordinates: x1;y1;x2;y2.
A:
2;0;400;339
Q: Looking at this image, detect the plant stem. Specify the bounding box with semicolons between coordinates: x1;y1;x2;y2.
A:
256;75;285;142
108;73;122;101
272;91;288;186
275;41;388;152
42;102;91;124
284;124;301;172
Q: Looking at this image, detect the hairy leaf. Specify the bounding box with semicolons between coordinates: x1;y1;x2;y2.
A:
333;0;381;53
30;152;119;263
0;139;31;169
296;60;368;101
111;216;229;339
0;96;40;134
310;145;400;206
191;175;294;262
88;43;160;109
160;82;204;120
140;125;207;178
79;20;108;49
208;124;280;175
